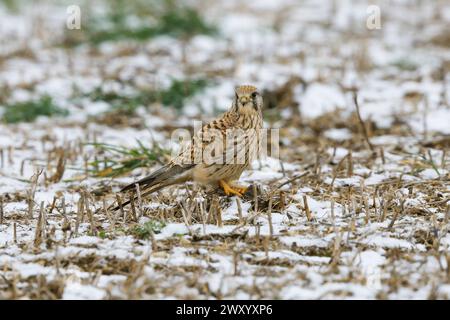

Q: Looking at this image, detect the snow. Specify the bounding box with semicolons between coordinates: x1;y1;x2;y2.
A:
324;128;353;141
11;262;52;278
69;236;99;246
357;250;386;270
297;84;347;119
0;0;449;300
86;101;111;115
419;168;442;180
63;283;106;300
361;235;420;250
280;236;329;248
222;200;251;220
408;108;450;135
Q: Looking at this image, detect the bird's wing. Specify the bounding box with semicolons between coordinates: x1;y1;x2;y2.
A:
173;111;240;165
199;112;261;165
120;112;240;193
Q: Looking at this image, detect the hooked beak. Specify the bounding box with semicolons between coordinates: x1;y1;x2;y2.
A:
239;96;250;105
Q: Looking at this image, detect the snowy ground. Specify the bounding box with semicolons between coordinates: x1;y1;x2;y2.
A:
0;0;449;299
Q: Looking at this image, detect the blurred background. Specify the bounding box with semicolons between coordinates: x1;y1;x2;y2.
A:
1;0;450;184
1;0;450;300
1;0;449;130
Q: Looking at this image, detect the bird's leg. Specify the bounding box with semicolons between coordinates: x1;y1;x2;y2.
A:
218;180;243;197
228;181;248;195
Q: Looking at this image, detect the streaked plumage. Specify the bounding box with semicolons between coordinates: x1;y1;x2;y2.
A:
116;85;263;209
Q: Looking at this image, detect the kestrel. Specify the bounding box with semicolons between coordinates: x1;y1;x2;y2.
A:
117;85;263;208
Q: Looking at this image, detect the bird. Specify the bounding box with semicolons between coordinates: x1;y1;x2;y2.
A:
115;85;263;209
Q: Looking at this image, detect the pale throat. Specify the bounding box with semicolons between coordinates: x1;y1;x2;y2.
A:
238;102;259;115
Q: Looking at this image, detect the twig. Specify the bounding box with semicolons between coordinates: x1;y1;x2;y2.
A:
0;196;3;225
62;196;66;216
255;224;261;245
423;95;429;141
216;203;223;228
206;197;216;224
279;191;285;211
267;196;274;237
388;199;404;230
236;197;243;223
253;184;258;214
11;220;17;246
353;91;375;154
34;201;45;247
380;147;386;165
103;198;114;233
27;168;43;219
276;171;309;189
363;195;370;225
372;188;378;217
7;146;13;165
303;195;312;221
279;159;286;177
263;236;270;259
441;149;446;170
129;195;138;222
180;201;193;235
329;229;342;269
427;149;441;178
347;151;353;177
135;183;143;219
199;199;206;235
74;195;84;237
84;193;97;235
233;251;240;276
115;194;125;223
329;153;350;191
49;196;57;215
231;210;264;233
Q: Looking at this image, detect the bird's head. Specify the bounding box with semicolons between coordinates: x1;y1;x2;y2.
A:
233;85;263;115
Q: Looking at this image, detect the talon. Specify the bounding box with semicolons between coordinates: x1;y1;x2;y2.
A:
228;183;248;195
219;180;243;197
234;186;248;194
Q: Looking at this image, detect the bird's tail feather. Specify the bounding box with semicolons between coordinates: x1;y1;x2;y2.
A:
112;163;194;211
112;182;170;212
121;164;167;192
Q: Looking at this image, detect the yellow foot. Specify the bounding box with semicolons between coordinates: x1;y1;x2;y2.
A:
219;180;243;197
230;185;248;195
